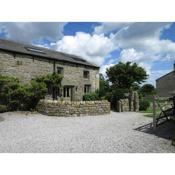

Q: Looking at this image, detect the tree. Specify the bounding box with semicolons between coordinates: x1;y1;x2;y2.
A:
106;62;148;89
140;84;155;96
33;73;63;99
99;74;110;98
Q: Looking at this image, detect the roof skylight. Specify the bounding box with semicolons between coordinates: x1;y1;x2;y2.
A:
25;47;45;54
71;56;86;62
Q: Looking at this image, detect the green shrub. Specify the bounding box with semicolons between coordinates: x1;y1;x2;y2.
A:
25;80;47;109
139;100;150;111
0;105;7;113
110;88;128;109
0;74;48;111
140;84;155;97
83;92;100;101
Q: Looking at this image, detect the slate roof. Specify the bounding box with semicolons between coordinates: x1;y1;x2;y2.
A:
156;71;174;82
0;39;99;69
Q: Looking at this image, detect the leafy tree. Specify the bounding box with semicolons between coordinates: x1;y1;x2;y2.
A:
110;88;128;109
140;84;155;96
99;73;110;98
33;73;63;99
132;83;141;91
106;62;148;89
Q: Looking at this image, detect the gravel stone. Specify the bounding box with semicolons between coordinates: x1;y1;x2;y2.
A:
0;111;174;153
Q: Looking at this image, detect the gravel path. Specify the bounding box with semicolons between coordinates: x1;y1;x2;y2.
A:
0;111;174;153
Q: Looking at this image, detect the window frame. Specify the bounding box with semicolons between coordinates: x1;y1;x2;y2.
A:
63;86;72;98
84;84;91;93
83;70;90;79
57;67;64;75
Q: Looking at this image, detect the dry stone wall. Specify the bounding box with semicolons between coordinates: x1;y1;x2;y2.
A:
37;100;110;117
116;91;139;112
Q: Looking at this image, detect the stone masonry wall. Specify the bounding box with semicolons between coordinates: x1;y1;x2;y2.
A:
0;51;54;83
37;100;110;117
116;91;139;112
55;62;99;101
156;71;175;97
0;50;99;100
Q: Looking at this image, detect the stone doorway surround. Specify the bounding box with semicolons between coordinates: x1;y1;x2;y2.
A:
63;85;75;101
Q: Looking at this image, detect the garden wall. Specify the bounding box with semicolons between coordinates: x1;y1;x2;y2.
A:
37;100;110;117
116;91;139;112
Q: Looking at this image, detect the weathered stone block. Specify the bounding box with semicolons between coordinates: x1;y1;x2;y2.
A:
37;100;110;117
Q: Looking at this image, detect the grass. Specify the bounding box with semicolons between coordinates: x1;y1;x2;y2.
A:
140;97;171;118
140;103;161;118
140;107;161;114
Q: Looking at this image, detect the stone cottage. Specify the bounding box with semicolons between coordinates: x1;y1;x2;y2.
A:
156;63;175;97
0;39;100;101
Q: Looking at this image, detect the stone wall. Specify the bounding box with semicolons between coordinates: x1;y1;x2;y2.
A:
0;51;53;83
55;61;99;101
0;50;99;101
156;71;175;97
116;91;139;112
37;100;110;117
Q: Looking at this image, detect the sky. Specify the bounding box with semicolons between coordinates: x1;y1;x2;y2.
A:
0;22;175;86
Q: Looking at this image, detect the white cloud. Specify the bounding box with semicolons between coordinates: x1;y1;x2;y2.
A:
53;32;115;65
94;22;131;34
148;69;172;86
94;23;175;67
0;22;66;43
111;22;174;56
119;48;145;62
100;63;114;77
94;23;173;54
119;48;154;74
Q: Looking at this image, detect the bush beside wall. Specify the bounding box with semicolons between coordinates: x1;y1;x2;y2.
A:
139;99;150;111
0;105;7;113
83;92;100;101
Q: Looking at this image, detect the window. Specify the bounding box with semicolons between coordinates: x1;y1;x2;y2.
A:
63;86;71;97
57;67;63;74
16;60;22;65
83;70;90;78
84;85;91;93
71;56;86;62
25;47;45;54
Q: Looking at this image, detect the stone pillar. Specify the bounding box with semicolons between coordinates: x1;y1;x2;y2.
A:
133;91;139;112
116;100;122;112
129;91;134;111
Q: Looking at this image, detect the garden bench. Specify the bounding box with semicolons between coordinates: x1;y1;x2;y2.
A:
154;96;173;126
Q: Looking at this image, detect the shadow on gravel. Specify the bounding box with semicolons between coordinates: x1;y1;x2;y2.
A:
0;116;5;122
134;121;175;140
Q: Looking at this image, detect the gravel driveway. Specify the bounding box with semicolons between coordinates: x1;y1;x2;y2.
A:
0;111;174;153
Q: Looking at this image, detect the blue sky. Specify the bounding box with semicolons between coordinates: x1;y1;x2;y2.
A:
0;22;175;85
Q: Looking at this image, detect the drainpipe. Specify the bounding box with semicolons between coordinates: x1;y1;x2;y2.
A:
52;61;56;100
